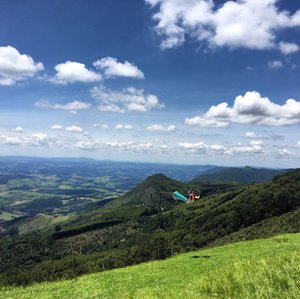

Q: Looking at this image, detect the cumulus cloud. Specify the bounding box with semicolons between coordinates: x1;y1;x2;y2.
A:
146;0;300;51
50;124;63;130
279;41;299;55
65;125;84;133
35;99;91;113
74;140;99;151
115;124;133;130
0;46;44;85
15;126;24;133
91;86;165;113
146;124;176;132
296;141;300;148
185;91;300;127
268;60;283;69
50;61;101;84
93;123;110;129
245;131;258;138
93;57;144;79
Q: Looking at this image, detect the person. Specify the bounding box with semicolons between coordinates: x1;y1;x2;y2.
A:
189;190;195;203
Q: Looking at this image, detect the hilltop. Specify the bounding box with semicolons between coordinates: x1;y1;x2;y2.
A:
193;166;287;184
1;233;300;299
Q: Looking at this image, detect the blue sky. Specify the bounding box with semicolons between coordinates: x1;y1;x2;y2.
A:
0;0;300;167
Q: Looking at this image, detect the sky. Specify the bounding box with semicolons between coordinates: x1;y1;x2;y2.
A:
0;0;300;168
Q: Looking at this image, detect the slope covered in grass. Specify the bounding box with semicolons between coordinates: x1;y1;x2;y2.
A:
1;233;300;299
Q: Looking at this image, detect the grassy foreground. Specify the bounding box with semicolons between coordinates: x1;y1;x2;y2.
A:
1;233;300;299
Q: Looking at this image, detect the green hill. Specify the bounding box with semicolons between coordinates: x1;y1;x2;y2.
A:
193;166;287;184
1;233;300;299
0;169;299;286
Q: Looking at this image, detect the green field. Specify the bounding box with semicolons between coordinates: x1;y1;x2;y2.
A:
0;211;20;221
1;233;299;299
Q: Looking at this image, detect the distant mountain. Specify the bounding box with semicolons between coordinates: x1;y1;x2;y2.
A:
192;166;288;184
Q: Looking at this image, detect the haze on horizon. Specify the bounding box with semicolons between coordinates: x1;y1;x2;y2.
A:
0;0;300;168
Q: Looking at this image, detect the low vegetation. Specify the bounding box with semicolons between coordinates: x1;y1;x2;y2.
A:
1;233;299;299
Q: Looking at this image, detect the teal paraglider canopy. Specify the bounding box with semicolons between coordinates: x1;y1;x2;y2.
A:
172;191;189;202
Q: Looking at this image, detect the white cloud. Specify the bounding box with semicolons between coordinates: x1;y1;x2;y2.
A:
93;57;144;79
268;60;283;69
185;91;300;127
0;46;44;86
115;124;133;130
279;41;299;55
178;141;227;154
50;61;101;84
91;86;165;113
146;124;176;132
296;141;300;148
185;116;229;128
66;125;84;133
15;126;24;133
178;139;264;155
245;131;258;138
35;99;91;113
93;123;110;129
51;124;63;130
0;133;48;146
74;140;99;151
146;0;300;51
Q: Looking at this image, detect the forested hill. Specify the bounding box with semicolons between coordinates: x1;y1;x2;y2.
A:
0;169;299;285
193;166;287;184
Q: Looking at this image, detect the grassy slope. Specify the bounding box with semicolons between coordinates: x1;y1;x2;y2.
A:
1;233;300;299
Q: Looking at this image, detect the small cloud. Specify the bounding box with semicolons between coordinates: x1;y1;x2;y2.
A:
93;123;110;129
66;125;84;133
279;41;299;55
0;46;44;86
93;57;144;79
50;124;63;130
15;126;24;133
115;124;133;130
296;141;300;148
74;140;99;151
268;60;283;69
91;86;165;113
35;99;91;113
50;61;101;84
245;132;258;139
146;124;176;132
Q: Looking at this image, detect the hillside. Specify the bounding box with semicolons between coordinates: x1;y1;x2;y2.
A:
0;169;299;285
1;233;300;299
193;166;287;184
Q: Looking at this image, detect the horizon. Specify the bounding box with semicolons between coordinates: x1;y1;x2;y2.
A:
1;0;300;168
0;154;291;170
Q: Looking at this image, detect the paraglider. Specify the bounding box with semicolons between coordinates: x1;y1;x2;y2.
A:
172;190;201;203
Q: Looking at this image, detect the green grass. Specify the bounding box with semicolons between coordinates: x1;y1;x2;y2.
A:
19;214;71;234
0;211;20;221
1;233;300;298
